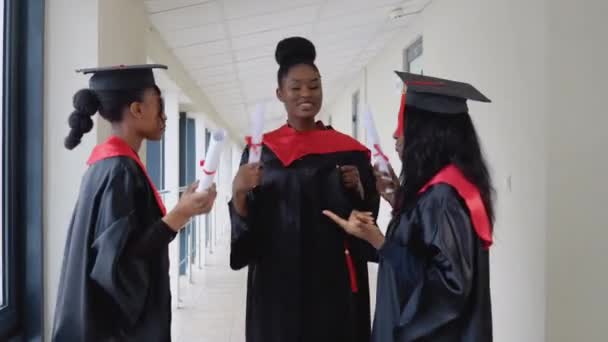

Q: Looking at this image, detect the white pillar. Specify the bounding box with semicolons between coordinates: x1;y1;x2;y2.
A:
194;114;207;267
44;2;100;339
162;90;181;308
44;0;152;339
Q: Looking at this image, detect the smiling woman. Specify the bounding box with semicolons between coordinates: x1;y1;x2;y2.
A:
228;37;381;342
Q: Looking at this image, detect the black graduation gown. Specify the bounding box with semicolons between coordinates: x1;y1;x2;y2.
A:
229;146;380;342
52;156;176;342
372;184;493;342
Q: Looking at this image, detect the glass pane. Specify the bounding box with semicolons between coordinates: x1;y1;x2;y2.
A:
352;91;359;139
0;0;6;308
146;139;163;189
409;56;424;75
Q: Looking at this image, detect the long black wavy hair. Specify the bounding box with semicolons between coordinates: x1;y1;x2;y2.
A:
395;105;496;227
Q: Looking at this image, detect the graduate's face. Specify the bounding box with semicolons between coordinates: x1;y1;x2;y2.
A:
395;136;405;161
130;87;166;140
277;64;323;120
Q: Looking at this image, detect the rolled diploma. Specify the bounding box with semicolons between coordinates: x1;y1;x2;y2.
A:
362;105;390;173
197;129;225;192
248;103;265;164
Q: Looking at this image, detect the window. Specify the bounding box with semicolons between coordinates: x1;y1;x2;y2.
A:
146;135;165;190
352;90;360;139
178;114;198;274
404;36;424;74
1;0;45;339
0;0;5;310
178;113;196;188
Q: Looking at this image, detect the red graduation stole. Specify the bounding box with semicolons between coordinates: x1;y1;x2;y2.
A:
419;165;493;249
87;135;167;216
255;123;369;293
261;123;370;167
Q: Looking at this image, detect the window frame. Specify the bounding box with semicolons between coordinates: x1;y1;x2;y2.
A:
0;0;45;340
351;90;360;139
403;36;424;73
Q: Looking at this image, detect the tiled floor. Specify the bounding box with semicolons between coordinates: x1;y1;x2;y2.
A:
171;240;247;342
171;239;378;342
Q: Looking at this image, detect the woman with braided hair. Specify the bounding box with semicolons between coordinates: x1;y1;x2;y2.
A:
53;64;217;341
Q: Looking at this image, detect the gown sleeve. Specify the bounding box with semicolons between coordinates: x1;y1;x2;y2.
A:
378;188;476;340
229;148;263;270
88;164;176;328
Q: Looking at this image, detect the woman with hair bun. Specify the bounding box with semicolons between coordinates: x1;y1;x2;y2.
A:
53;64;217;342
229;37;380;342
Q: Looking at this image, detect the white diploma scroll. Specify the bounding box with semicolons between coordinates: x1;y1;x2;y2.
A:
362;105;394;193
247;103;265;164
197;129;225;192
362;105;391;173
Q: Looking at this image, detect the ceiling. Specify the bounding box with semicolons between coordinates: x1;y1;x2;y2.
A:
145;0;427;136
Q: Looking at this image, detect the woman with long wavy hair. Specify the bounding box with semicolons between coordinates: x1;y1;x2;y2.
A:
324;71;495;341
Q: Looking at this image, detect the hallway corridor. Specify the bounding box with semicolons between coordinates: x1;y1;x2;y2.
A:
171;236;379;341
172;239;247;342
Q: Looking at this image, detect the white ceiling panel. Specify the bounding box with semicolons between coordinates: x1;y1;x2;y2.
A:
231;24;313;50
320;0;403;18
234;44;275;62
145;0;214;14
228;5;320;37
162;23;226;48
223;0;324;20
192;64;234;78
148;1;222;31
146;0;429;139
174;39;232;59
185;52;233;69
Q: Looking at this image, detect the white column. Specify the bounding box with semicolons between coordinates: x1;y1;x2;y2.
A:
218;142;232;240
44;2;101;339
194;114;207;267
162;90;181;308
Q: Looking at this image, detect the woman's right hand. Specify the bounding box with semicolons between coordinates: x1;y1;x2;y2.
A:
322;210;385;250
374;163;399;207
232;162;263;217
163;182;218;232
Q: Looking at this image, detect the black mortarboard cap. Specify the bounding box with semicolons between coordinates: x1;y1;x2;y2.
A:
395;71;491;114
76;64;168;91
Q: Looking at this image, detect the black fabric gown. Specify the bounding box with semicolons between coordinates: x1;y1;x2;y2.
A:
229;145;380;342
52;156;176;342
372;184;493;342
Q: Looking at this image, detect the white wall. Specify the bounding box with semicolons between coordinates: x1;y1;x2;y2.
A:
95;0;148;144
44;0;154;339
425;1;548;341
44;0;99;339
327;0;548;340
545;1;608;341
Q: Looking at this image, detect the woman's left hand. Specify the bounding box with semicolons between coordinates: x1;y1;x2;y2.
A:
322;210;385;249
340;165;364;199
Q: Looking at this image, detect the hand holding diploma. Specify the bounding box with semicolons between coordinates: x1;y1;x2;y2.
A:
247;103;265;164
197;129;225;192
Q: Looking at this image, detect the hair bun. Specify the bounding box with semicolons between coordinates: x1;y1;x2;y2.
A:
64;129;83;150
73;88;100;116
275;36;316;66
68;110;94;133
